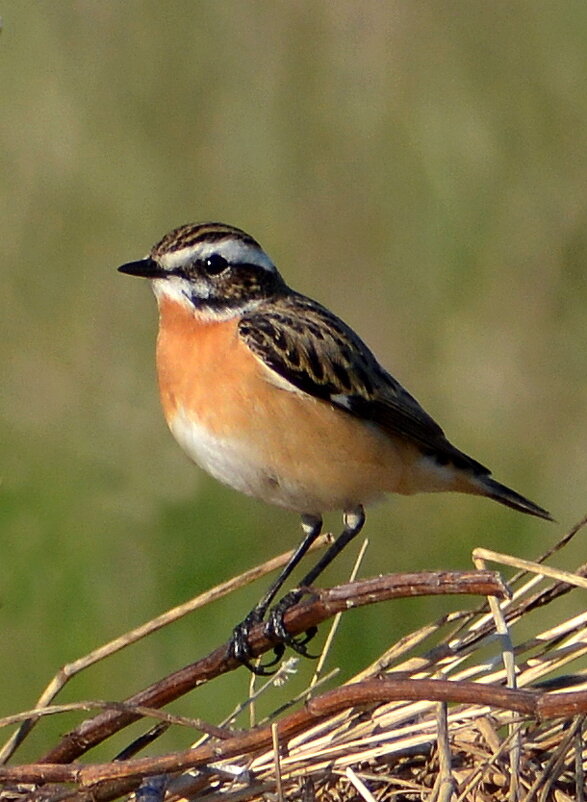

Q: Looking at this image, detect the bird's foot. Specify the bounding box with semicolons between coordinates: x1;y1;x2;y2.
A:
264;589;319;659
228;589;319;674
228;609;286;676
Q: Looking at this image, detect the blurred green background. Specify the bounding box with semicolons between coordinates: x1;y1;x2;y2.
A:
1;1;586;760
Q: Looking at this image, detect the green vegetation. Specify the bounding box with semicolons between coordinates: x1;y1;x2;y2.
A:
1;2;585;759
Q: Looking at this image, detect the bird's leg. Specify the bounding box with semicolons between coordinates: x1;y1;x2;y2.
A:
265;505;366;657
228;514;323;673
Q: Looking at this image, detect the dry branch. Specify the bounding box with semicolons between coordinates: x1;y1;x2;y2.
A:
37;570;504;765
3;679;587;788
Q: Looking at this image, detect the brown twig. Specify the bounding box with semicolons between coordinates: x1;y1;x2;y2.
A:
34;570;505;766
8;676;587;792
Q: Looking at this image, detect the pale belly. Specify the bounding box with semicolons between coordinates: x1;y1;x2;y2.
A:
168;396;418;515
168;407;329;511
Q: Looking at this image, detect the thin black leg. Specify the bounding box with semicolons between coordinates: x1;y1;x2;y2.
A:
253;514;323;615
264;505;366;653
299;506;365;588
228;513;322;672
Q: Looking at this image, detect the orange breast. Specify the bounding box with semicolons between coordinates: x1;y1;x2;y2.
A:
156;297;261;438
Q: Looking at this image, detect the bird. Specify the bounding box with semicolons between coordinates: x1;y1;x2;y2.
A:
118;221;552;672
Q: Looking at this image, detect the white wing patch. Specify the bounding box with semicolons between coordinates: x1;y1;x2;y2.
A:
330;393;353;410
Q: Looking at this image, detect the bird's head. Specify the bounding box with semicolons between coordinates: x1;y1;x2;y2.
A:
118;222;287;319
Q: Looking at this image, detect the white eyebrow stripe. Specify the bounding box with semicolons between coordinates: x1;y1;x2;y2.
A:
158;241;276;272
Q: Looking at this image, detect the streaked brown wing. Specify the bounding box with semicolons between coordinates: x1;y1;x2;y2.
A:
239;293;489;475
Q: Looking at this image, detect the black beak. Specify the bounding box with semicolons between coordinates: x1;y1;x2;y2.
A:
117;258;168;279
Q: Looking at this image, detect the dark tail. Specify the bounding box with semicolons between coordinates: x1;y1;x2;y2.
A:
482;477;553;521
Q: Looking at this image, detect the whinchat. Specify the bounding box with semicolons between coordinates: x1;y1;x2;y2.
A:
119;222;551;671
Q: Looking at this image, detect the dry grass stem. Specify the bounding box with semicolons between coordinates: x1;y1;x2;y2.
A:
473;547;587;590
310;537;369;689
474;549;520;802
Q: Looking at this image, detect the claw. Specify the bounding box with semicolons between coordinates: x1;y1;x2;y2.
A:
264;590;320;659
228;588;320;672
228;612;259;662
227;612;287;675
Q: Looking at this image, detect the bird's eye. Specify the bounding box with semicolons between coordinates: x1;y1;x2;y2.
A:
203;254;229;276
